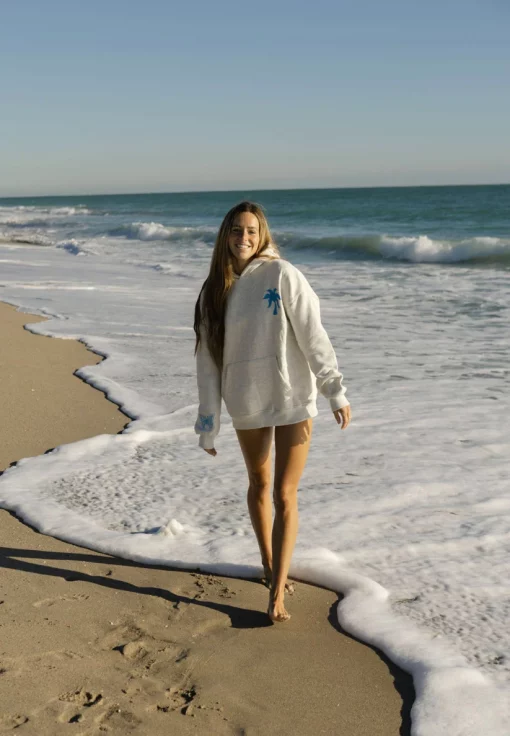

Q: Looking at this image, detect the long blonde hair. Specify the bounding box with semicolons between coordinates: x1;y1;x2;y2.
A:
194;201;280;368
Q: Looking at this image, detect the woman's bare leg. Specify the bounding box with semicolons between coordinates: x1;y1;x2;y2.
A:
235;426;274;580
270;419;313;622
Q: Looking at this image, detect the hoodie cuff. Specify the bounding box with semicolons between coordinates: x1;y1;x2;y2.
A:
198;433;216;450
329;395;350;411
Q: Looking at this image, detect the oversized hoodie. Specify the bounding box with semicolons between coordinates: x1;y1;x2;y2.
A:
194;256;349;450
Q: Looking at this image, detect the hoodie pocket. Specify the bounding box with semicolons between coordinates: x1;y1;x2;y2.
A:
223;355;290;417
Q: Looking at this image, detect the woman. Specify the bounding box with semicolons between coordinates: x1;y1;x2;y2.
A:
194;201;351;623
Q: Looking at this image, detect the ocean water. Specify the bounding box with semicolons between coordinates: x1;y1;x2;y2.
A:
0;185;509;734
1;184;510;266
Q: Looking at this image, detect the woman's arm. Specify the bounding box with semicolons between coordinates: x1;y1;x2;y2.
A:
194;323;221;450
281;264;349;411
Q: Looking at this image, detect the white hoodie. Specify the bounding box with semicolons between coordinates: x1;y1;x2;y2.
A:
194;257;349;449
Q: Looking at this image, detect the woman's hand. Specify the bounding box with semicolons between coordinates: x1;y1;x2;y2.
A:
204;448;217;456
333;406;351;430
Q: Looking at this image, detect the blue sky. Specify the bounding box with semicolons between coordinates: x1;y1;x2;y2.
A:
1;0;509;196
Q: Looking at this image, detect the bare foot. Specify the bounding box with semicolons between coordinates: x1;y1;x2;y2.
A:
285;580;296;595
268;591;291;623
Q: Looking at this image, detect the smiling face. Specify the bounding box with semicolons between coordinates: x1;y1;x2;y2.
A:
228;212;261;273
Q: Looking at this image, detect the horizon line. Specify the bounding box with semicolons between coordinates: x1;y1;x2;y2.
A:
0;181;509;200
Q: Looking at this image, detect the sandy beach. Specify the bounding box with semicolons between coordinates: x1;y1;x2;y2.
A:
0;301;413;735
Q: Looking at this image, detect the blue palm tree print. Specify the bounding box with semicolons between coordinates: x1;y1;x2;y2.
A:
196;414;214;432
263;288;281;316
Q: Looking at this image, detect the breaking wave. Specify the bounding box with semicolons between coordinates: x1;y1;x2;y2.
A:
276;232;510;264
109;221;217;245
0;205;92;226
109;222;510;264
2;207;509;265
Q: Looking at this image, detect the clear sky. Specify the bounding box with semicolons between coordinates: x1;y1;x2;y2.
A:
1;0;509;196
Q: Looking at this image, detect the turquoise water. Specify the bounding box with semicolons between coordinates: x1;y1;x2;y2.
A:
1;184;509;265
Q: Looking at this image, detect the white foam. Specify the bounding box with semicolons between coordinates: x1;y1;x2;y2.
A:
118;221;216;243
126;221;178;240
0;204;91;224
56;240;90;256
379;234;510;262
0;230;53;246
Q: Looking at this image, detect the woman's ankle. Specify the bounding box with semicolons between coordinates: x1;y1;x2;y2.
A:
270;584;286;601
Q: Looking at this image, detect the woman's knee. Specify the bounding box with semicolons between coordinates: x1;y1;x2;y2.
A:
248;472;271;500
273;483;298;514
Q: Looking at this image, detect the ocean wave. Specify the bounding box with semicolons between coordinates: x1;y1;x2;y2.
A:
109;221;217;244
0;218;58;229
56;240;89;256
97;222;510;265
0;230;91;255
43;206;91;216
277;232;510;264
0;204;91;215
150;263;193;277
0;230;54;247
0;205;92;226
379;235;510;264
3;207;509;266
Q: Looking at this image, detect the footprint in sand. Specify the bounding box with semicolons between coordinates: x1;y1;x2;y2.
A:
191;573;237;600
152;685;197;715
59;688;103;706
96;621;145;651
116;640;150;661
32;593;90;608
96;707;141;730
0;714;29;732
57;688;104;725
175;648;189;663
98;620;181;678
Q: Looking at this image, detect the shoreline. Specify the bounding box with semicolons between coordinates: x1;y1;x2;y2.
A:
0;302;129;472
0;300;413;735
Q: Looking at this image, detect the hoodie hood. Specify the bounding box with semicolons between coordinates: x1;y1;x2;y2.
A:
233;249;280;280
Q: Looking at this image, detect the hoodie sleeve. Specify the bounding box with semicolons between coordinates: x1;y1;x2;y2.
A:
281;264;349;411
194;322;221;449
